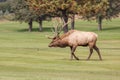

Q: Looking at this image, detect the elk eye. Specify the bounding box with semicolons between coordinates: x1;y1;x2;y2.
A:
53;37;57;39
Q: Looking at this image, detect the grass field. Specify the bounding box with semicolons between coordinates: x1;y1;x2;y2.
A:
0;19;120;80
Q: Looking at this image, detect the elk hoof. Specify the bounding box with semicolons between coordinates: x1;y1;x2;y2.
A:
86;58;90;61
76;58;79;60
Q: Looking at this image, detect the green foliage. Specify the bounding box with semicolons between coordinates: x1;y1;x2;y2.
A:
0;0;15;12
76;0;109;19
108;0;120;18
0;9;14;20
27;0;78;16
0;1;10;12
27;0;115;19
27;0;119;20
12;0;50;23
12;0;32;22
26;0;79;33
0;0;16;20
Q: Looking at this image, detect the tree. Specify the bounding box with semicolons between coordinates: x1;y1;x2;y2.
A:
26;0;78;33
12;0;33;32
76;0;110;31
77;0;120;31
108;0;120;18
12;0;43;32
12;0;52;32
27;0;111;32
36;14;51;32
0;1;10;12
27;0;120;32
96;0;120;31
0;0;14;20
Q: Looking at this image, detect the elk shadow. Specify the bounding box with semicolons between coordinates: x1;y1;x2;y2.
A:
60;58;103;61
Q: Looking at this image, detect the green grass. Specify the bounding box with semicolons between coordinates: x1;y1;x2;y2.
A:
0;19;120;80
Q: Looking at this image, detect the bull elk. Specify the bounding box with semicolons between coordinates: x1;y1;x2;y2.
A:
48;19;102;60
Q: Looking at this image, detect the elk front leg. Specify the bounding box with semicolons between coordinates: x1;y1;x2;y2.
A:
87;48;93;60
71;46;79;60
93;45;102;60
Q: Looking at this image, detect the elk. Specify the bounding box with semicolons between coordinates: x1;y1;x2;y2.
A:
48;19;102;60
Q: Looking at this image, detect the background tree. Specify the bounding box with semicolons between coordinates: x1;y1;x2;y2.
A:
36;14;51;32
95;0;120;30
77;0;120;31
12;0;33;32
12;0;45;32
12;0;52;32
108;0;120;18
76;0;109;31
26;0;78;33
27;0;116;32
0;0;15;20
0;0;10;12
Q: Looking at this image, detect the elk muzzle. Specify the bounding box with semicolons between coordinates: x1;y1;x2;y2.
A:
48;44;53;47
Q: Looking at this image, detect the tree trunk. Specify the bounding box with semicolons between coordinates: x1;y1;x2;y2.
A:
28;19;33;32
98;16;102;31
71;14;75;30
38;18;43;32
62;11;68;33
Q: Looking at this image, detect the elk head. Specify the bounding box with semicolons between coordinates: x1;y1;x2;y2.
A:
48;20;62;47
48;36;61;47
48;18;71;47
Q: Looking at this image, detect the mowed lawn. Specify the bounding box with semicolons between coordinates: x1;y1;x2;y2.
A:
0;19;120;80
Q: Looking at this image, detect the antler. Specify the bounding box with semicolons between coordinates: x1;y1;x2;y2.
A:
61;18;72;28
50;17;72;37
51;17;63;37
